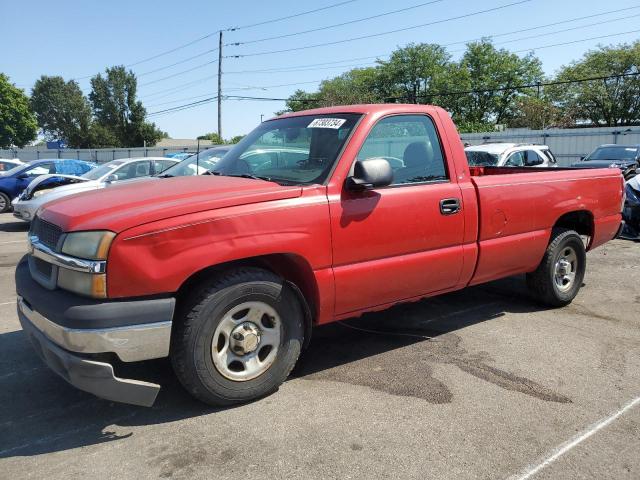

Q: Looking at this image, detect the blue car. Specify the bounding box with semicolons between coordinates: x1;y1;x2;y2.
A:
0;159;96;213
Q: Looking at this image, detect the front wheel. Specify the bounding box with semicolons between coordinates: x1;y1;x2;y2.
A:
0;192;11;213
171;268;305;406
526;228;586;307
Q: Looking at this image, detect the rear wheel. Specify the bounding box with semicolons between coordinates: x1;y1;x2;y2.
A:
171;268;305;406
526;228;586;307
0;192;10;213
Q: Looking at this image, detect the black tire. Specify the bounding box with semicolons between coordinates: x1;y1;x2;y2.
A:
171;267;305;406
0;192;10;213
526;228;586;307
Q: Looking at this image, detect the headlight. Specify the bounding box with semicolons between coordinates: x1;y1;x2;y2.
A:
61;231;115;260
57;269;107;298
32;190;49;199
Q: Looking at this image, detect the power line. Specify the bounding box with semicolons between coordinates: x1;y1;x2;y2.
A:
444;5;640;47
228;0;359;30
136;49;218;77
220;6;640;75
146;72;640;118
511;28;640;54
448;16;640;53
138;61;216;87
140;75;217;99
224;0;532;58
228;0;445;46
148;97;218;117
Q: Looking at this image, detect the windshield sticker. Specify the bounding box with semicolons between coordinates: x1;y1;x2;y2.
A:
308;118;346;129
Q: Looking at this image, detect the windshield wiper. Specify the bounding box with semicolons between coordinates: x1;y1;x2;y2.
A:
157;173;174;178
214;172;273;182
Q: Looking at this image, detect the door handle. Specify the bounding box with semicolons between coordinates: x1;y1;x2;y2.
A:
440;198;461;215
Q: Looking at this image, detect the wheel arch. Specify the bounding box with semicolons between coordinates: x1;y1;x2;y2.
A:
552;210;594;249
175;253;319;346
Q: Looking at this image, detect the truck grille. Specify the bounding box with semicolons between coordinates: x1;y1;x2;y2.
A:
30;217;63;250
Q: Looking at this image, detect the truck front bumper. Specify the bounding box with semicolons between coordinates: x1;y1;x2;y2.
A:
15;258;175;407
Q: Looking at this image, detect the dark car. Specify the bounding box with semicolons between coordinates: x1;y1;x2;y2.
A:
571;144;639;180
0;159;96;213
621;176;640;240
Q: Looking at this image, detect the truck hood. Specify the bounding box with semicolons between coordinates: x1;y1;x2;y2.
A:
39;175;303;233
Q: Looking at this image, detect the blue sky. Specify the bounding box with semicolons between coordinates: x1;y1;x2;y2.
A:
3;0;640;140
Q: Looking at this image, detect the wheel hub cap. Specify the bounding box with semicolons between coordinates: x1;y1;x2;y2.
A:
211;301;282;381
229;322;261;355
554;247;578;292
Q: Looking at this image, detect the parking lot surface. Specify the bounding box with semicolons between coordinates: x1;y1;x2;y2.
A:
0;213;639;479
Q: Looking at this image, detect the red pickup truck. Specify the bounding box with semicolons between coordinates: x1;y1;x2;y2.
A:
16;104;624;407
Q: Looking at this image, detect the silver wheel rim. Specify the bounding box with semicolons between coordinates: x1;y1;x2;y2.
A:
554;246;578;292
211;301;281;381
0;195;6;211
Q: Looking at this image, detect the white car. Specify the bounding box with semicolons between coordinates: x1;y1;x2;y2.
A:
464;143;558;168
0;158;24;174
12;157;178;221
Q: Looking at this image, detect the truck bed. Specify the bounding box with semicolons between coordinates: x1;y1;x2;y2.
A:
466;166;623;286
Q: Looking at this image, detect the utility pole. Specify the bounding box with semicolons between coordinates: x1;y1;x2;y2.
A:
217;30;223;138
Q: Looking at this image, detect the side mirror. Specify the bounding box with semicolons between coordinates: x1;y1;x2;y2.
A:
105;174;119;183
580;156;585;161
347;158;393;191
16;173;29;180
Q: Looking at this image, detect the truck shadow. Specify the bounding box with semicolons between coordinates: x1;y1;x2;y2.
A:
0;275;561;459
0;217;29;232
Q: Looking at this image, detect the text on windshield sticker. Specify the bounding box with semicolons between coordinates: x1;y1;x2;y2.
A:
308;118;346;129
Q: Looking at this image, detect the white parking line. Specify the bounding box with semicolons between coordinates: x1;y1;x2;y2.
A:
0;240;26;245
509;396;640;480
0;301;15;306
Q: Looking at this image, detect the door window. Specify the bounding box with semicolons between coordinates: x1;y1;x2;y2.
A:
113;161;151;181
524;150;544;166
153;160;175;174
357;115;447;185
24;163;54;176
505;151;525;167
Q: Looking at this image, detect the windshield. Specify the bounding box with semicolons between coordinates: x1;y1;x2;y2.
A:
82;161;124;180
161;147;232;176
585;146;638;161
465;151;500;166
212;114;361;185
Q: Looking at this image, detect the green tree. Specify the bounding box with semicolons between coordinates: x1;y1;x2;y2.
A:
89;66;165;147
451;40;544;126
30;76;93;148
377;43;449;104
229;135;245;144
280;89;322;113
549;41;640;126
197;132;224;144
0;74;37;148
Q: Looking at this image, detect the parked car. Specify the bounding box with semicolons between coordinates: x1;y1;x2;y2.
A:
16;104;623;407
0;158;23;173
12;157;179;221
571;144;639;180
0;159;96;213
159;146;231;176
165;152;194;161
464;143;558;167
620;174;640;240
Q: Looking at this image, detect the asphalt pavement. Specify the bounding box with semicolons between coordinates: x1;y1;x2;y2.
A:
0;213;638;479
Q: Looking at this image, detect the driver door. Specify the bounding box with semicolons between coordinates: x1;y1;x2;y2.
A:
330;114;465;316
